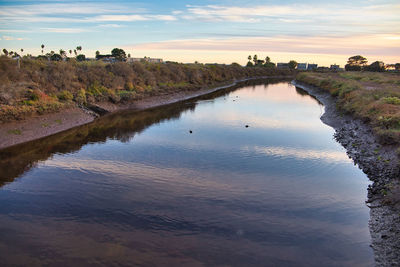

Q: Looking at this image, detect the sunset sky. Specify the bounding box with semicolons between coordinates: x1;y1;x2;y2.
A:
0;0;399;66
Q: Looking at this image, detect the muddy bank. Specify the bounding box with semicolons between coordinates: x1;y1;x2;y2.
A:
0;76;289;150
293;80;400;267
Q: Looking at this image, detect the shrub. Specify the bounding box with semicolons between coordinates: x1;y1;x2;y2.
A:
383;96;400;105
57;90;73;101
75;89;87;105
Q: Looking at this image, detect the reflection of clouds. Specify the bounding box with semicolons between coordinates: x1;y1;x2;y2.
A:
43;158;235;191
246;146;350;164
192;112;324;131
235;84;320;105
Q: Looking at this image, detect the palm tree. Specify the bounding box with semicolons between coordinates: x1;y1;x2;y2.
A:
248;55;251;62
20;48;23;54
76;46;82;53
59;49;66;59
265;56;270;63
69;49;72;56
74;49;77;56
253;55;258;65
3;48;8;56
41;44;44;55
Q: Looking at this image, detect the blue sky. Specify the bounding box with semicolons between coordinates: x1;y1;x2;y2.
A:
0;0;399;65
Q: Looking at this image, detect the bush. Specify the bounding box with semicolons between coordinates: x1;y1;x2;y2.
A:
74;89;87;105
383;96;400;105
57;90;73;101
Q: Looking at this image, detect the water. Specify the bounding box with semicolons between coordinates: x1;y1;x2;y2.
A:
0;80;374;266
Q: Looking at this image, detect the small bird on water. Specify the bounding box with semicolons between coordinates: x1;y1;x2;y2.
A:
189;130;193;134
245;125;249;128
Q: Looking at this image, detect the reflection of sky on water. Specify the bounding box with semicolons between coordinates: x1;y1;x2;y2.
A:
0;82;373;266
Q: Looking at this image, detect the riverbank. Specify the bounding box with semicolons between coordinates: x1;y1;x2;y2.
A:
0;76;291;149
293;80;400;266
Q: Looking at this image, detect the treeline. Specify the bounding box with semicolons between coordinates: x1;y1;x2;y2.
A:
345;55;400;72
0;56;292;122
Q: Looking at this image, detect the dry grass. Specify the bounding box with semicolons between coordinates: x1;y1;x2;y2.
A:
0;56;292;122
296;71;400;145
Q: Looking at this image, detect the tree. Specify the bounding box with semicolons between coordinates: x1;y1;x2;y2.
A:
2;48;8;56
76;54;86;61
76;46;82;52
95;50;100;57
345;55;367;71
365;61;385;72
128;53;131;58
41;44;44;55
345;64;362;71
74;49;77;56
246;61;254;67
264;61;275;68
253;55;258;65
111;48;127;61
248;55;252;62
347;55;367;66
20;48;23;54
395;63;400;71
50;53;62;61
69;49;72;56
265;56;270;63
59;49;66;59
288;60;298;70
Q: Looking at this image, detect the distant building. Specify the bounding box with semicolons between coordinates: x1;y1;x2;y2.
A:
101;57;116;63
126;57;163;63
147;58;163;63
277;63;289;69
317;66;330;72
307;64;318;70
330;64;340;70
126;58;142;63
297;63;307;70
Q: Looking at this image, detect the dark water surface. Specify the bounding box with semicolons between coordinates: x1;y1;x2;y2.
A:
0;80;374;266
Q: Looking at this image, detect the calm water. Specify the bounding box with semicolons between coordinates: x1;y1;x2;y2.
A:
0;80;374;266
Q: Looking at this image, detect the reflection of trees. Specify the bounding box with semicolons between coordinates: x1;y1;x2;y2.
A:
0;78;288;186
295;86;323;105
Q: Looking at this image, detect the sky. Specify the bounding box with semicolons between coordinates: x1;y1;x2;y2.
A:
0;0;399;66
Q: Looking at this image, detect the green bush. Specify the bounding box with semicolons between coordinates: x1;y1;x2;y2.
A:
383;96;400;105
57;90;73;101
75;89;87;105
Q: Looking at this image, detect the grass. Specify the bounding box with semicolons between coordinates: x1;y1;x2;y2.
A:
0;56;293;122
7;129;21;135
296;71;400;148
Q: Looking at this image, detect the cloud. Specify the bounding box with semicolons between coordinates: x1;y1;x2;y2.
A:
92;14;177;22
180;3;400;27
247;146;350;164
2;35;24;41
129;34;400;56
40;28;90;33
0;2;177;24
97;24;125;28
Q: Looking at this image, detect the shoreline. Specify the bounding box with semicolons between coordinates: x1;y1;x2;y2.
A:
293;80;400;266
0;76;290;150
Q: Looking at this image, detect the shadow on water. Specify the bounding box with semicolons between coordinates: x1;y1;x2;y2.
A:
0;78;293;186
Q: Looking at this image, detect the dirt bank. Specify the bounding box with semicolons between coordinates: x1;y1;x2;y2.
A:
0;76;287;150
293;80;400;267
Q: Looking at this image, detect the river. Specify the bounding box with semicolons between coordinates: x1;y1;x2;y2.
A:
0;79;374;266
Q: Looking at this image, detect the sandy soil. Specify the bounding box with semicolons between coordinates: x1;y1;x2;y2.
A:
0;107;95;150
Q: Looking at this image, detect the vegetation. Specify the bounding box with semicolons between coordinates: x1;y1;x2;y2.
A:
296;71;400;147
0;56;292;122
